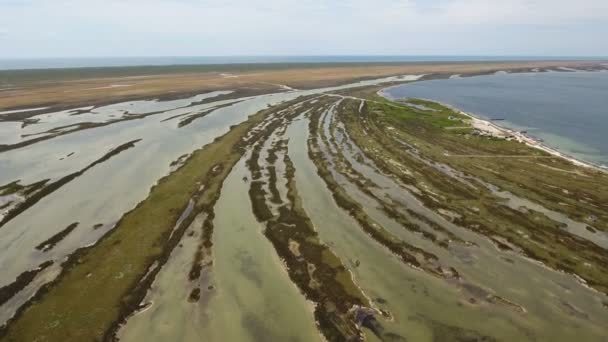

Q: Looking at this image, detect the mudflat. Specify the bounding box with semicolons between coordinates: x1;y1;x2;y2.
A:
1;61;601;111
1;61;608;342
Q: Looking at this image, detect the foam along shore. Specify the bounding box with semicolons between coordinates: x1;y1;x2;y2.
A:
458;109;608;172
380;89;608;173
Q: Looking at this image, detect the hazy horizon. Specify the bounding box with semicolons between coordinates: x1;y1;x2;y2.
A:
3;54;608;60
1;55;607;71
2;0;608;59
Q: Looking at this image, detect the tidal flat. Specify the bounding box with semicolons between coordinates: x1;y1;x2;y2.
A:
1;61;608;341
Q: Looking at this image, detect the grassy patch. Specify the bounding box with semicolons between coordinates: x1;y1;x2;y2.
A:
335;88;608;296
0;105;270;342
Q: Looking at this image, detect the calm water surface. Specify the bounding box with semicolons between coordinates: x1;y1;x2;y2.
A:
1;56;602;70
383;71;608;166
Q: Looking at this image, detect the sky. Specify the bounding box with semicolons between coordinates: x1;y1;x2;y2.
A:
1;0;607;58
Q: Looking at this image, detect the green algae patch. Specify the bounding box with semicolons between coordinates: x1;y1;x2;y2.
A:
321;249;343;269
0;182;23;197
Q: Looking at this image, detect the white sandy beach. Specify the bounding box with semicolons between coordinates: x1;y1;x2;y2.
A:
378;88;607;173
460;110;607;172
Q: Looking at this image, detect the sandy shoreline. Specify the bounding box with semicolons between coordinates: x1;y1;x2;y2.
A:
458;110;608;172
379;89;608;173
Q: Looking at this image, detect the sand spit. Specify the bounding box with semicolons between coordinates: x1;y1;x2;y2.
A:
460;111;608;172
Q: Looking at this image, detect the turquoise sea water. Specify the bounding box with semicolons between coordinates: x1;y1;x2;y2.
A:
383;71;608;167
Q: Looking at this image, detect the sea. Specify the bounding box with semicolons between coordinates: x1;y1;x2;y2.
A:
382;71;608;167
0;55;603;71
2;56;607;166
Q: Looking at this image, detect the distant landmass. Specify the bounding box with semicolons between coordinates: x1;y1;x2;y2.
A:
1;55;606;70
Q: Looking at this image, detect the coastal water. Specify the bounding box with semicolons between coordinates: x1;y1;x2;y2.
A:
0;56;602;71
383;71;608;167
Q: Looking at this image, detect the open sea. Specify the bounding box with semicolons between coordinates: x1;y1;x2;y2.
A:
383;71;608;167
0;56;604;71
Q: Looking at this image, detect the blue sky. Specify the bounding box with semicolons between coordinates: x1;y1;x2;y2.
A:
1;0;607;58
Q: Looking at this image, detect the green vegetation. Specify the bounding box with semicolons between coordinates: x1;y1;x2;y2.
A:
0;62;430;87
0;182;23;197
0;140;141;228
0;261;54;307
372;96;470;129
3;79;608;342
308;107;438;270
0;103;273;341
35;223;79;252
337;88;608;296
245;100;370;341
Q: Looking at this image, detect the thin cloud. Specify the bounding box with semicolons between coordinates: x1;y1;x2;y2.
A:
0;0;607;57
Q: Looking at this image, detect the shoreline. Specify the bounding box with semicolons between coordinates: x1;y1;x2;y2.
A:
2;60;605;112
458;109;608;172
378;89;608;173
